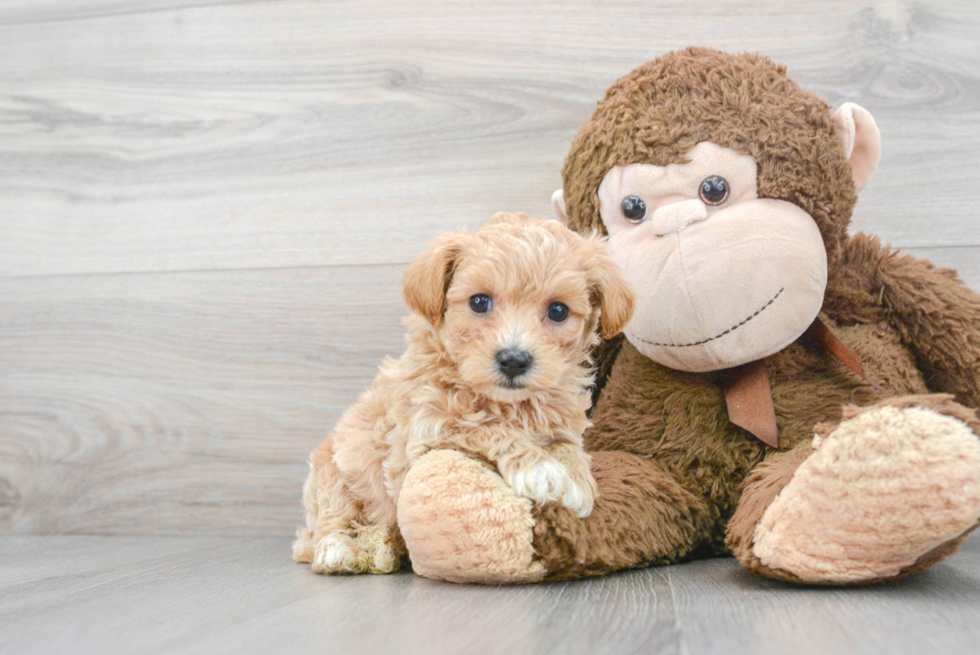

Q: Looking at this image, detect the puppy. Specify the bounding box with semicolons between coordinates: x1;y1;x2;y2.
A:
292;212;634;574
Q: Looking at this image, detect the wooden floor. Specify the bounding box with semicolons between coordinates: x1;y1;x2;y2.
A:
3;533;980;655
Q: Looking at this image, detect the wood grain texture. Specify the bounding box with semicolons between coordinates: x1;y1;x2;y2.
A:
0;0;979;535
667;533;980;655
0;0;978;277
0;0;255;25
0;265;406;533
2;534;979;655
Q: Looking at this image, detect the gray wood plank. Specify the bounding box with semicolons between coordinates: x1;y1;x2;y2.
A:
2;534;979;655
0;535;680;655
0;0;978;278
668;534;980;655
0;0;255;25
0;534;235;586
0;265;407;534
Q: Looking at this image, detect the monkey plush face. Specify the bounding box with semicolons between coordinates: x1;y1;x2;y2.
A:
552;48;880;372
553;48;881;373
595;142;827;372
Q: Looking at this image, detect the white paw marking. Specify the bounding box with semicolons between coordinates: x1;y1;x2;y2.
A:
508;459;568;504
316;536;354;572
561;479;592;518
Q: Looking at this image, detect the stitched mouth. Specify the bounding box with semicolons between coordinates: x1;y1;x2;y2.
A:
634;286;785;348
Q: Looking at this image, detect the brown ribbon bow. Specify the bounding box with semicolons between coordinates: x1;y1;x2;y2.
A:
721;317;879;448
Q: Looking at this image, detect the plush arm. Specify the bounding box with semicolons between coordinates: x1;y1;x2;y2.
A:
531;450;714;581
871;241;980;409
397;448;715;583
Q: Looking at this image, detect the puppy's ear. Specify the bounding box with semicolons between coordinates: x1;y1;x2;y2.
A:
402;233;464;325
589;243;635;339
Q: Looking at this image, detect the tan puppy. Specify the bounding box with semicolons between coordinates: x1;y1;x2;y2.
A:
292;212;634;574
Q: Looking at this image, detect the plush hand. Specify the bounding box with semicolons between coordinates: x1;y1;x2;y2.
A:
396;449;545;584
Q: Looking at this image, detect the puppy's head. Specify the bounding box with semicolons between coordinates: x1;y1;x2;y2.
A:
403;212;635;402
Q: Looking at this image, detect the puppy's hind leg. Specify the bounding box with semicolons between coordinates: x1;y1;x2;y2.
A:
294;438;367;574
304;440;407;574
291;465;318;563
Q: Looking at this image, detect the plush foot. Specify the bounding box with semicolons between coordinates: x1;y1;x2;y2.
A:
309;526;404;575
752;396;980;583
397;450;546;584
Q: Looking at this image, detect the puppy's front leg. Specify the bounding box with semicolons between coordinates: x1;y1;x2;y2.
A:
496;441;596;518
546;442;598;519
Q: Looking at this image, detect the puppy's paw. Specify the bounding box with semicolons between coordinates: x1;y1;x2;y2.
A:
355;525;404;574
312;533;362;574
560;473;596;519
310;528;403;575
506;458;568;505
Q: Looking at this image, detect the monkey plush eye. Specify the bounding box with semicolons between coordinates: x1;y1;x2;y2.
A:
546;302;569;323
469;294;492;314
621;195;647;223
699;175;730;205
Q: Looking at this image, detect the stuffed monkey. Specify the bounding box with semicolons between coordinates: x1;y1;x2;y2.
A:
395;48;980;584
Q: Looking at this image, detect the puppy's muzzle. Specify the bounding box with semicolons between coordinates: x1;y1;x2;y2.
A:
496;348;533;383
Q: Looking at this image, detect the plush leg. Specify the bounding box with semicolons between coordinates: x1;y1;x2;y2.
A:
397;449;713;583
532;450;713;581
727;394;980;584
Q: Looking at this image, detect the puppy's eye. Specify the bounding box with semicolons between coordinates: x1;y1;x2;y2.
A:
621;195;647;223
699;175;730;205
469;294;492;314
546;302;569;323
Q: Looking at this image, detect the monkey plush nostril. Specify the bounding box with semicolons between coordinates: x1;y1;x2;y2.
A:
495;349;533;380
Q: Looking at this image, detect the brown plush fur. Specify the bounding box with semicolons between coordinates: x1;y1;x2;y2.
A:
293;213;634;574
527;48;980;582
530;237;980;581
561;48;857;271
532;450;713;581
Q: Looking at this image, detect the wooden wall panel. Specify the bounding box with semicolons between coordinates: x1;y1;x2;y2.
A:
0;266;407;532
1;1;977;277
0;0;978;534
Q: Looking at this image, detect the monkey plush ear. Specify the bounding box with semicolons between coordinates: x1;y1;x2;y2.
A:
589;251;636;339
551;189;569;225
832;102;881;192
402;234;463;326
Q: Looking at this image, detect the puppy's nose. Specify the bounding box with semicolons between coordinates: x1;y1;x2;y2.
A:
496;349;533;379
